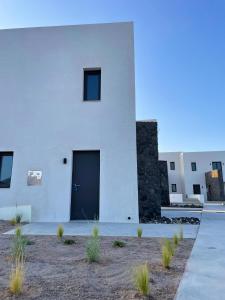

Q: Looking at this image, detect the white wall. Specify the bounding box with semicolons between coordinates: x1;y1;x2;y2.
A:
182;151;225;200
159;152;183;194
159;151;225;202
0;23;139;223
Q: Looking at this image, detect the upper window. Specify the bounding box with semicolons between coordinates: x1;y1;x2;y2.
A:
83;69;101;101
212;161;222;171
171;184;177;193
0;152;13;188
170;162;175;170
191;162;197;171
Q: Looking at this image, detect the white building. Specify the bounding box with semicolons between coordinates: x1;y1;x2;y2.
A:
159;151;225;203
0;22;139;223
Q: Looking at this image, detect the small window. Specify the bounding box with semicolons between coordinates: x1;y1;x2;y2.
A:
191;162;197;171
170;162;175;170
212;161;222;171
171;184;177;193
0;152;13;188
83;69;101;101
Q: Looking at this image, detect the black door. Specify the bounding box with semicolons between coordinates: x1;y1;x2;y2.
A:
193;184;201;195
70;151;100;220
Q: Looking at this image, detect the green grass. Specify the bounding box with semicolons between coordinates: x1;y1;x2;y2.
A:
57;224;64;241
137;227;143;238
86;238;100;263
173;234;179;248
133;263;150;296
163;239;175;256
162;245;172;268
92;226;99;239
112;240;126;248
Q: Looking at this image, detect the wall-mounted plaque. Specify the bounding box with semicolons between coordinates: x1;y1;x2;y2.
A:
27;170;42;186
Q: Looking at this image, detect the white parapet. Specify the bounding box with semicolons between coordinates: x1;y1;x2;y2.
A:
188;194;205;204
169;194;184;203
0;205;31;222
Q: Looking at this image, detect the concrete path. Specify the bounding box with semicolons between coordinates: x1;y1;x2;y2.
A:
176;205;225;299
4;221;198;238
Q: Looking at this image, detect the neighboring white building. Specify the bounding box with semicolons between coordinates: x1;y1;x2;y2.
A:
0;22;139;222
159;151;225;203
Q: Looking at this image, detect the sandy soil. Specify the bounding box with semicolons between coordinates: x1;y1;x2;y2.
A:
0;221;194;300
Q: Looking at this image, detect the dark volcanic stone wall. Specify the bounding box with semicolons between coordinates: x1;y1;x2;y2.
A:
136;121;161;221
159;160;170;206
205;170;225;201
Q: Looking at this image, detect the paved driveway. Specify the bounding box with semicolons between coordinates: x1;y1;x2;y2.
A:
5;221;198;238
176;206;225;299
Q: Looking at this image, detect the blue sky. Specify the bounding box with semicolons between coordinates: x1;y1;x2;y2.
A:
0;0;225;152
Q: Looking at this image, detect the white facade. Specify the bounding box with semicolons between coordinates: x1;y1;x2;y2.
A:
159;151;225;202
0;22;139;223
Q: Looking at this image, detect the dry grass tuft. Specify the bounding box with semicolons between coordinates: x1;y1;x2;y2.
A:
137;227;143;238
9;262;24;295
57;224;64;241
133;263;150;296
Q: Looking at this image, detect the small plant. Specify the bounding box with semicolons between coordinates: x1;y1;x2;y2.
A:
173;234;179;247
15;214;22;224
163;239;174;256
64;239;75;245
12;229;26;262
137;227;143;238
178;227;184;241
57;224;64;241
10;218;17;226
133;263;150;296
92;226;99;239
9;262;24;295
15;227;22;238
86;238;100;263
112;240;126;248
162;245;172;268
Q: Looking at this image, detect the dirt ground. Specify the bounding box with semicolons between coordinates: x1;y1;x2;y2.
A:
0;221;194;300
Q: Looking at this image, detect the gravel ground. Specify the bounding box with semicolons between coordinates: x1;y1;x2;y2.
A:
0;221;194;300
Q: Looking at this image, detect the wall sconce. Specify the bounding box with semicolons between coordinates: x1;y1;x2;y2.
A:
63;158;67;164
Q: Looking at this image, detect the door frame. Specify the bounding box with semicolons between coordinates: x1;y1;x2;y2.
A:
70;149;101;221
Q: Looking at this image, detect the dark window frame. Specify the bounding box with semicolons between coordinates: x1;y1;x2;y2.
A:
171;184;177;193
191;162;197;171
83;69;101;101
170;161;175;170
0;152;13;188
212;161;222;171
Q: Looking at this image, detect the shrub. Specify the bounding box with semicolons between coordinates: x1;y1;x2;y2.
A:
86;238;100;263
133;263;150;296
15;214;22;224
137;227;143;238
162;245;172;268
15;227;22;238
92;226;99;238
112;240;126;248
11;228;26;262
178;227;184;241
10;218;17;226
9;262;24;295
57;224;64;240
64;239;75;245
164;239;174;256
173;234;179;247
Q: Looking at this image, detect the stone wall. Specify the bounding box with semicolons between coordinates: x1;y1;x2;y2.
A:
205;170;225;201
136;121;162;221
159;160;170;206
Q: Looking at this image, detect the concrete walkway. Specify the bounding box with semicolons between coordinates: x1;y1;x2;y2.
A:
5;221;198;238
176;206;225;299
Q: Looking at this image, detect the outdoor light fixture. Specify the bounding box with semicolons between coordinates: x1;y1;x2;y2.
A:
63;158;67;164
128;216;131;220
